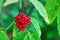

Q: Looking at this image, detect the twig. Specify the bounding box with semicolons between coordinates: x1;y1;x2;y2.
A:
19;0;23;13
20;0;22;9
6;21;14;31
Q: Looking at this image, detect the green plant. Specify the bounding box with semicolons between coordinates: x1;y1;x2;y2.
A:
0;0;60;40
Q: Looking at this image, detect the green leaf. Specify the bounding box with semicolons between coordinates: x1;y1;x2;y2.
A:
13;29;40;40
28;30;34;40
31;17;41;37
57;8;60;36
57;0;60;6
4;0;19;6
0;28;6;31
0;30;9;40
24;34;29;40
29;0;49;24
46;0;58;24
13;29;27;40
13;22;19;37
28;29;41;40
30;8;46;28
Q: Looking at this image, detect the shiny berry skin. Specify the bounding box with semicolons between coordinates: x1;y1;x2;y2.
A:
15;13;31;30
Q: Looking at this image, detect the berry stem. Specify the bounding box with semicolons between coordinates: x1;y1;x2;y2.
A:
20;0;22;9
19;0;23;13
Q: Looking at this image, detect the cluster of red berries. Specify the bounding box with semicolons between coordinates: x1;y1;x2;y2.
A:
15;13;31;30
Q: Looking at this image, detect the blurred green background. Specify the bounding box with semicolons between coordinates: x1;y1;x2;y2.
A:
0;0;60;40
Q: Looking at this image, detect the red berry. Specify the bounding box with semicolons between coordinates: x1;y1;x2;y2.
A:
15;13;31;30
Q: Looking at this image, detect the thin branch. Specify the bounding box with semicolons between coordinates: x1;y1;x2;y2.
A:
20;0;22;9
6;21;14;31
19;0;23;13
